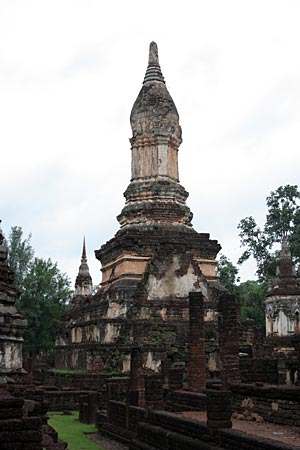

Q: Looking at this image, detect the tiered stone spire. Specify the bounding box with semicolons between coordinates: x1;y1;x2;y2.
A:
96;43;220;290
118;42;192;227
75;237;92;295
143;42;165;84
56;43;222;374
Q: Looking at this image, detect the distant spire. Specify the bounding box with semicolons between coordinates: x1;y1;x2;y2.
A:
78;237;90;276
268;237;299;295
75;237;92;295
143;42;165;84
279;237;292;259
275;237;295;278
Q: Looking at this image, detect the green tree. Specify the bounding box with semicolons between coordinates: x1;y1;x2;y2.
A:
19;257;71;354
235;280;266;326
238;184;300;281
216;254;240;294
6;226;72;354
6;226;34;295
217;255;266;326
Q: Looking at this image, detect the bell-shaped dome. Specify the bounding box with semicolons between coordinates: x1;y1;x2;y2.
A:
130;42;182;146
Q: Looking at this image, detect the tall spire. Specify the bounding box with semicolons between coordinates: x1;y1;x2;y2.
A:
117;42;191;228
75;237;92;295
143;42;165;84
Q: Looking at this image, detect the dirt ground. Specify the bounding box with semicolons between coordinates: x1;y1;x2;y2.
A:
88;433;129;450
178;411;300;447
89;413;300;449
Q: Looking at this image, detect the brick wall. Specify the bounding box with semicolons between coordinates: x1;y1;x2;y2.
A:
0;394;43;450
240;358;278;384
232;384;300;426
132;410;299;450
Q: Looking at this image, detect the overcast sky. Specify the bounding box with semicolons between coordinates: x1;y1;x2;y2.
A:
1;0;300;286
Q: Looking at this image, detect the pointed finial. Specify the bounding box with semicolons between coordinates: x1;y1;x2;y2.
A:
143;42;165;84
75;236;93;294
82;236;87;261
148;41;159;65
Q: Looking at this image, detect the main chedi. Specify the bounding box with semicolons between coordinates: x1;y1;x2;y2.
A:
56;43;221;372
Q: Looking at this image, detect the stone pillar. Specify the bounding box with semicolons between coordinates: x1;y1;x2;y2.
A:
79;392;97;424
168;368;184;391
144;374;164;408
161;357;172;387
218;292;240;388
206;389;232;429
128;346;145;408
188;291;206;391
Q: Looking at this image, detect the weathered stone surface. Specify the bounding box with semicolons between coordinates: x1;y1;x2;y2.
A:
56;42;222;374
128;346;145;408
218;292;240;387
188;292;206;392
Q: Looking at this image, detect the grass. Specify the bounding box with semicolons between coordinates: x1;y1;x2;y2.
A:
48;368;124;376
48;369;90;374
48;411;104;450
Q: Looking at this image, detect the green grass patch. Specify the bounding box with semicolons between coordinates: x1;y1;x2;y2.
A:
48;411;103;450
48;368;89;374
48;368;125;376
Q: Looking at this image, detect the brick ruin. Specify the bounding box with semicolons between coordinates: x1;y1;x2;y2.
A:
97;291;300;449
264;239;300;385
2;41;300;450
0;220;27;381
266;238;300;337
52;43;300;450
0;222;67;450
237;238;300;387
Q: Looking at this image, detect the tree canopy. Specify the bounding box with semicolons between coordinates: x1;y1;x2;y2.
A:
216;254;240;295
6;226;72;354
217;255;266;326
238;184;300;281
6;226;34;296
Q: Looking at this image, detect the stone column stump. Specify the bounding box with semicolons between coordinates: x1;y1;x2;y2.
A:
168;368;184;391
79;391;97;424
128;346;145;408
206;389;232;429
188;291;206;391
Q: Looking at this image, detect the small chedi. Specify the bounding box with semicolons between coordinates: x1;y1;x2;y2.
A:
0;220;27;380
266;238;300;336
263;238;300;386
56;42;227;374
